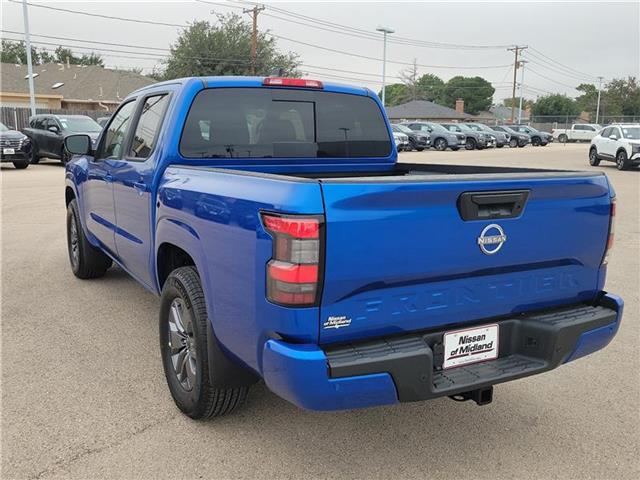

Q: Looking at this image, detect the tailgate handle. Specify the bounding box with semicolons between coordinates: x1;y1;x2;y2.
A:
458;190;529;221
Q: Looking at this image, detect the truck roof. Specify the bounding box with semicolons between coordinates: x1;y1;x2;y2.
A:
129;76;371;98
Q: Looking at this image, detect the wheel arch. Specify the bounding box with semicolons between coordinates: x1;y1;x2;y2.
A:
615;146;628;158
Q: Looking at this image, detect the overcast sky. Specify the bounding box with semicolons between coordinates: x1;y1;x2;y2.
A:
2;1;639;103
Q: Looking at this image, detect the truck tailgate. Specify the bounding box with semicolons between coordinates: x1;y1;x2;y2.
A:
318;172;612;343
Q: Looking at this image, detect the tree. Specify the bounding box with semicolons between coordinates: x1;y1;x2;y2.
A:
379;83;410;106
503;97;534;109
162;14;299;79
531;94;579;122
604;77;640;118
437;76;494;115
53;46;104;66
416;73;445;102
1;39;49;64
575;83;599;116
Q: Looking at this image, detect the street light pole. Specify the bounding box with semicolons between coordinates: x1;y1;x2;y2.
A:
517;60;528;124
595;76;604;124
376;25;394;107
22;0;36;116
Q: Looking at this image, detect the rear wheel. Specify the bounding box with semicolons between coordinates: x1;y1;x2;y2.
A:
616;150;629;170
66;199;112;279
589;147;601;166
434;138;447;151
509;138;518;148
13;160;29;169
160;266;249;419
558;134;568;143
416;147;424;152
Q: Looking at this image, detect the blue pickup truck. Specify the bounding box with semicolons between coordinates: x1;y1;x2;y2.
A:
63;76;623;419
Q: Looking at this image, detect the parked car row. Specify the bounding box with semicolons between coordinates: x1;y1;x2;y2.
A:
391;121;553;152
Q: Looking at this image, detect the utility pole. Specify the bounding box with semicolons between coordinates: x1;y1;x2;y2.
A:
376;25;395;107
507;45;527;123
22;0;36;116
517;60;528;124
595;76;604;124
243;4;265;76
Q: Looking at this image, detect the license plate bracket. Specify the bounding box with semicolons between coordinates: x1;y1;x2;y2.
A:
3;148;15;155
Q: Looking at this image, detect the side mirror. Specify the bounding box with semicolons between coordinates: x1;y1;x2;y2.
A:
609;135;617;140
65;134;92;155
48;125;60;133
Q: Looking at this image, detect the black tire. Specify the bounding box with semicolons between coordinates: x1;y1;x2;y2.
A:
61;147;71;166
496;144;504;148
531;136;541;146
66;199;112;279
616;150;629;171
13;160;29;169
558;134;568;143
416;147;424;152
518;143;526;148
433;137;447;151
589;147;601;166
160;266;249;419
30;143;40;164
450;146;460;151
509;138;518;148
465;138;476;150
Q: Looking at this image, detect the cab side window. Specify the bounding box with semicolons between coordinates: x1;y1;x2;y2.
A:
99;101;136;159
610;128;620;140
129;94;169;159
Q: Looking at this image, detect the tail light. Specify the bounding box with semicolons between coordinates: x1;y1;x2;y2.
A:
261;212;324;307
602;197;616;265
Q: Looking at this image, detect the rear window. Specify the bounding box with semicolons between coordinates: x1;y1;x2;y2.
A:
180;88;391;159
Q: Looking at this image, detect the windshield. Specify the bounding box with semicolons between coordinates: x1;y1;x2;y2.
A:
59;117;102;133
394;124;414;134
0;122;8;132
181;88;391;158
621;127;640;139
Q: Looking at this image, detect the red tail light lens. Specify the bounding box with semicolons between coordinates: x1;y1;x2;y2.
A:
263;77;324;89
602;197;616;265
262;213;324;306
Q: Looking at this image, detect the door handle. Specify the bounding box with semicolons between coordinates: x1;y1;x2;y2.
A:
133;181;147;194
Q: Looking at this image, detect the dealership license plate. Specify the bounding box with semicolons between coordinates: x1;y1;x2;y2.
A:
3;148;15;155
443;324;499;369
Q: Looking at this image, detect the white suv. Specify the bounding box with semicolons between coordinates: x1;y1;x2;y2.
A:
589;124;640;170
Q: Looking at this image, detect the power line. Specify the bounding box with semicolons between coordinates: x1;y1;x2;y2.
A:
230;0;511;50
529;47;599;81
7;1;512;70
526;52;599;82
526;67;579;91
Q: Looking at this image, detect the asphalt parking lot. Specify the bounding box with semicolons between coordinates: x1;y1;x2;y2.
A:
2;143;639;479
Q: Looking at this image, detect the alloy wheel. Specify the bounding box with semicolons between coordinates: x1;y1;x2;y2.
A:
167;298;197;391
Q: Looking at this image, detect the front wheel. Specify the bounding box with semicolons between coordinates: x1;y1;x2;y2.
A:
465;138;476;150
30;144;40;164
616;150;629;170
509;138;518;148
558;134;568;143
67;199;112;278
531;137;541;146
589;148;601;166
416;147;424;152
433;138;447;151
61;148;71;166
160;267;249;419
13;160;29;169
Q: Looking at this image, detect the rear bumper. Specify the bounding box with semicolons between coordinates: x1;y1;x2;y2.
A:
261;293;623;411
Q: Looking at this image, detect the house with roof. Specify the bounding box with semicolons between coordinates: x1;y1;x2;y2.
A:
0;62;155;111
385;99;472;122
